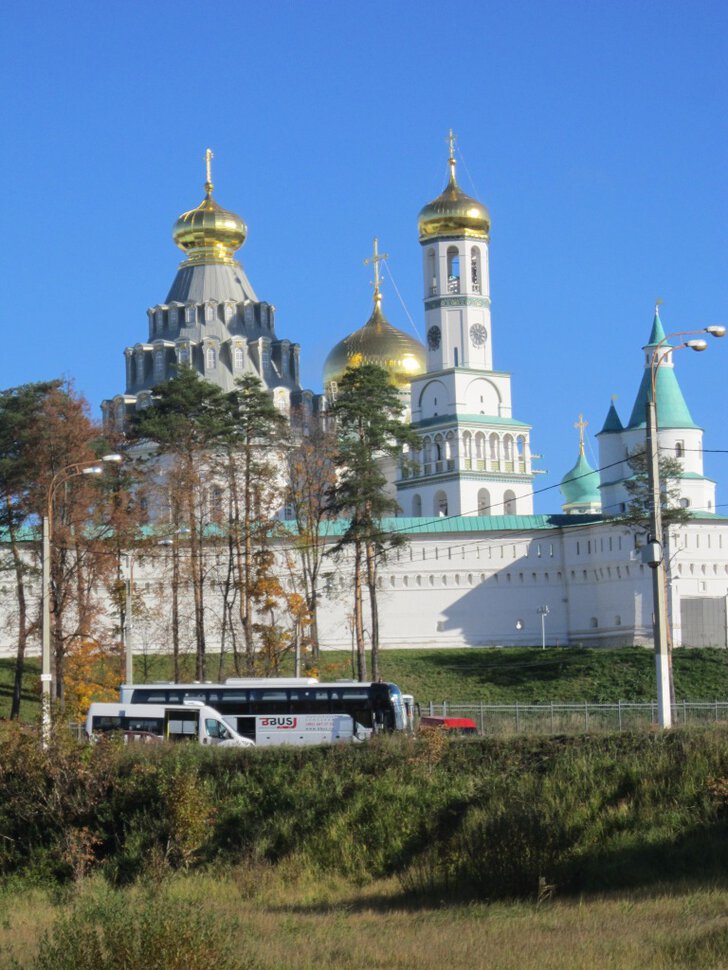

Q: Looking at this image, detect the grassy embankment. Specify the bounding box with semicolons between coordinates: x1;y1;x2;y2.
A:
3;649;728;968
1;724;728;967
3;646;728;722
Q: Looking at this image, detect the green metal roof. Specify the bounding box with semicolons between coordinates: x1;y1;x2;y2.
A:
648;308;667;345
413;413;531;430
598;400;624;434
626;310;698;430
559;452;601;505
626;364;698;430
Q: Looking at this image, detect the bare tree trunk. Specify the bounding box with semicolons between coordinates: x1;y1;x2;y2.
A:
171;543;180;683
353;540;367;682
187;491;206;682
365;539;380;681
9;525;30;720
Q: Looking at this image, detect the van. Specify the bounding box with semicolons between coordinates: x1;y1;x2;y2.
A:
85;700;254;747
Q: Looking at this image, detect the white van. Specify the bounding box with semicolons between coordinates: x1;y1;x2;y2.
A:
85;700;254;747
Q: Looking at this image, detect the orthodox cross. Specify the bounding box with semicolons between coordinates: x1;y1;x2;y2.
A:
204;148;214;194
575;413;588;455
364;237;389;300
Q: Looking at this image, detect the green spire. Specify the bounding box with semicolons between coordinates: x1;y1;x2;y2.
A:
647;305;667;346
626;308;698;430
598;399;623;434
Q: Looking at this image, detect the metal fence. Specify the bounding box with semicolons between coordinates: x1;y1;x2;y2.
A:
424;700;728;736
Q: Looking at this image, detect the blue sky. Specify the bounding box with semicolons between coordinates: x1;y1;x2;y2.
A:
2;0;727;513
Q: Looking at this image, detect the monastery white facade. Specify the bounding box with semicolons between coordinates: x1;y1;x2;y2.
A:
2;142;727;660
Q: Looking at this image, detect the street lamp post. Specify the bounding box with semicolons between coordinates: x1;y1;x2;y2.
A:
537;605;550;650
645;323;724;729
41;454;122;746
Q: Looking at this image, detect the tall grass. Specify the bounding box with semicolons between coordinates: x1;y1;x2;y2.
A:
3;870;728;970
1;722;727;904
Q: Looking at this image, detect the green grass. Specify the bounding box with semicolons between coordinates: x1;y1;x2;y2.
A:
4;646;728;721
3;871;728;970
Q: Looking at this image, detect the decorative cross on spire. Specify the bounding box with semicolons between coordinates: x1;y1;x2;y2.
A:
204;148;214;195
446;128;457;182
655;297;663;315
447;128;456;160
364;237;389;302
575;413;588;456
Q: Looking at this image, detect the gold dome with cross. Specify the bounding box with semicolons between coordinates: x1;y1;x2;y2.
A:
418;130;490;242
323;239;426;393
172;149;248;265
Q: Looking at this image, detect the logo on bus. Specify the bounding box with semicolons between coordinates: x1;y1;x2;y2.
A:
260;716;297;729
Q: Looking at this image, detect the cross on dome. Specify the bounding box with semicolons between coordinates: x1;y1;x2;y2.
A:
364;237;389;302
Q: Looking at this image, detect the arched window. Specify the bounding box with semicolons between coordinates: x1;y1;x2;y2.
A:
504;489;516;515
206;346;217;370
412;494;422;516
489;433;500;466
470;247;481;293
435;491;448;517
477;488;491;515
153;352;165;382
445;432;456;465
428;249;436;295
675;440;685;458
234;346;244;370
434;434;443;463
462;432;472;460
447;246;460;293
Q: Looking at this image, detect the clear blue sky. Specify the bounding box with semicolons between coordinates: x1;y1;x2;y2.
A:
2;0;727;513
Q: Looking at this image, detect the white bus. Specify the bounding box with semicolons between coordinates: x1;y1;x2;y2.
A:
119;678;409;741
85;700;254;747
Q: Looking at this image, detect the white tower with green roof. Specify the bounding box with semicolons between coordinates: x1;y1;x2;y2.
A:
397;134;535;519
597;308;716;518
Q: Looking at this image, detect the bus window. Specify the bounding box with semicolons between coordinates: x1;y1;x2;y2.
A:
251;690;288;714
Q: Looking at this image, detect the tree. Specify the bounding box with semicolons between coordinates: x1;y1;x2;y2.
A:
616;446;691;703
0;382;61;718
26;383;121;706
617;447;690;533
222;374;287;673
132;368;230;680
284;419;338;665
329;364;418;681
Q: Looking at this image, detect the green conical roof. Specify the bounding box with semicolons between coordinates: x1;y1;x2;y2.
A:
598;400;623;434
647;307;666;345
559;451;601;506
626;309;698;430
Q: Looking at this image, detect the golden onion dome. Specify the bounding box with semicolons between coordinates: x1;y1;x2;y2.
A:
418;143;490;242
323;290;426;393
172;149;247;265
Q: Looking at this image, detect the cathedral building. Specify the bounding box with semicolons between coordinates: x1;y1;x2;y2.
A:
43;143;728;655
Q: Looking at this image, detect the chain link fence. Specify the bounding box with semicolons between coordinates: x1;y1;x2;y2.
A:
423;700;728;736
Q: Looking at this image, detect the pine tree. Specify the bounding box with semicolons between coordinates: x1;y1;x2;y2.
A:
132;368;230;680
329;364;418;681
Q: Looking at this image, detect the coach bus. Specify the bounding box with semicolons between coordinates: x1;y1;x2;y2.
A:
119;678;408;741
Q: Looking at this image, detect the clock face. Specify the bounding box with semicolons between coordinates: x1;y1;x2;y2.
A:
427;326;441;351
470;323;487;347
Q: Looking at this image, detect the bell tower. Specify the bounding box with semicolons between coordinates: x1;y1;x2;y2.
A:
419;130;493;372
398;134;536;520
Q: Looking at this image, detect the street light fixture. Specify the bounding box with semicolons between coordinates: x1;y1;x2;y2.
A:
41;453;122;746
537;605;550;650
645;322;724;729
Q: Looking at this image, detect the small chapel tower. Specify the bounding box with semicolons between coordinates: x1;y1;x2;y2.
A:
597;307;717;517
398;134;535;519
